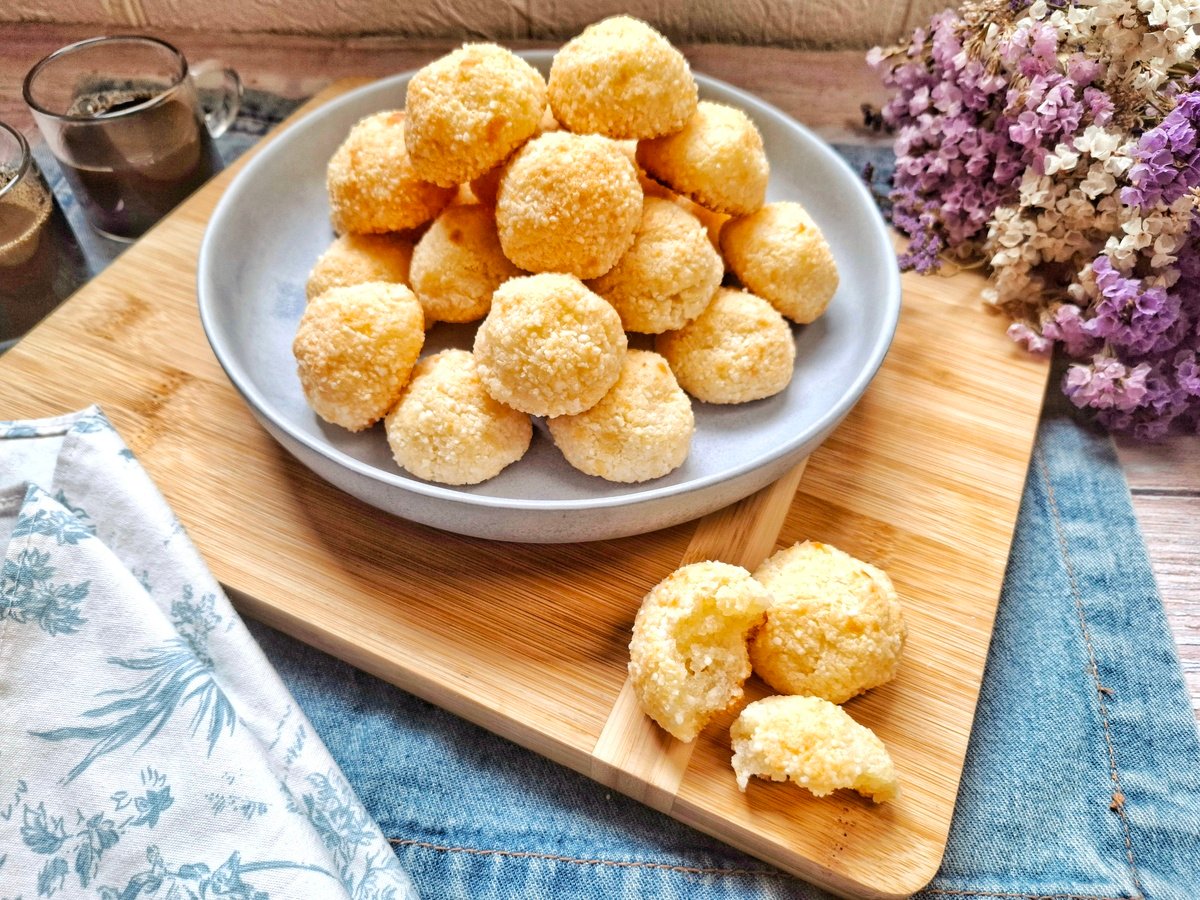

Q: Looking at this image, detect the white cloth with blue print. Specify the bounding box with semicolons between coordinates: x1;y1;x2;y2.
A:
0;407;418;900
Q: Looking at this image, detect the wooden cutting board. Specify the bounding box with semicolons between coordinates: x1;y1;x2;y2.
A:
0;82;1049;898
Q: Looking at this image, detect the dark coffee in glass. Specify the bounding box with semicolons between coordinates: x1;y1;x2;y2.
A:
0;122;87;352
24;36;240;242
57;88;222;238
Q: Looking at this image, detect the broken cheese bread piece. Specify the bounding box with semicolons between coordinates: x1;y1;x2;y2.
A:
629;561;770;742
730;695;898;802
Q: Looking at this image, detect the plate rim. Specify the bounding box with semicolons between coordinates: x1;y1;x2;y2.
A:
197;53;901;513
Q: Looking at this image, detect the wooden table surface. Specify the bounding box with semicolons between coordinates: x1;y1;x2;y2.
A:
3;24;1197;722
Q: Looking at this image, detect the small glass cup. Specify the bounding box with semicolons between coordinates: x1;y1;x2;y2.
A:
23;35;242;242
0;121;86;353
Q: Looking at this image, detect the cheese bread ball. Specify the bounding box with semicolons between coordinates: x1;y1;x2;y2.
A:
474;273;627;417
306;233;414;301
635;176;727;252
721;202;839;324
404;43;548;187
548;350;693;482
467;107;561;207
629;561;771;742
385;350;531;485
409;204;523;324
548;16;697;140
469;164;505;208
750;541;906;703
292;283;425;431
496;132;642;279
587;198;723;334
730;696;899;802
676;195;729;253
637;101;769;216
656;288;794;404
326;111;456;235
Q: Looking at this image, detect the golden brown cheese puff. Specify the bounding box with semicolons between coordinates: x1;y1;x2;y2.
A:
495;132;642;279
474;273;627;417
587;197;722;334
750;541;906;704
385;349;531;485
675;194;730;254
656;288;794;404
468;108;560;207
730;696;898;802
404;43;547;187
326;111;456;235
306;233;415;301
548;350;693;483
409;204;522;324
628;561;771;742
548;16;697;140
637;101;769;216
292;282;424;431
721;201;839;324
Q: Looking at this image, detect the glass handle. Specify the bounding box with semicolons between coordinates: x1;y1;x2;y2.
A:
191;59;242;139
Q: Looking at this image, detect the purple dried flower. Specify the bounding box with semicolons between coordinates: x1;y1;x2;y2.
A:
1084;256;1182;356
1064;356;1151;412
1123;90;1200;210
869;4;1200;438
1041;304;1103;357
1007;322;1054;354
1175;350;1200;395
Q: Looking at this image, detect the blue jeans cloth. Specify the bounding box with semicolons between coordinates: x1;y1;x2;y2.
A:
244;364;1200;900
34;91;1200;900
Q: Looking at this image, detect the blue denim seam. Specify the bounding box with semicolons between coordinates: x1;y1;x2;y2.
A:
1036;447;1145;900
389;839;1135;900
387;838;787;878
925;890;1131;900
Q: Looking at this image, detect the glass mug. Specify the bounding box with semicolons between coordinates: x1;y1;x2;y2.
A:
0;121;86;352
23;35;242;242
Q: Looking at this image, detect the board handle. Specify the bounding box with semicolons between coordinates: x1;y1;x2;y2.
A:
590;458;809;812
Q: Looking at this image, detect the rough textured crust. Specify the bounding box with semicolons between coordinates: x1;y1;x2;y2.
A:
548;350;693;482
292;282;425;431
628;561;771;742
496;132;642;279
409;204;523;324
730;695;899;801
326;111;456;234
404;43;548;187
655;287;795;404
675;194;730;254
721;201;839;324
384;349;531;485
750;541;906;703
473;273;627;417
306;233;415;301
467;107;561;207
586;197;723;334
636;101;769;216
548;15;697;140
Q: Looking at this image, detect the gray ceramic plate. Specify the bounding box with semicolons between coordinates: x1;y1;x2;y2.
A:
197;53;900;543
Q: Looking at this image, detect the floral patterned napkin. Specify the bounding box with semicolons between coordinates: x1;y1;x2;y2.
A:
0;406;417;900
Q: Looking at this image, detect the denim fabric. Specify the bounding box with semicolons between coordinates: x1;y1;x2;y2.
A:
245;366;1200;900
34;92;1200;900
